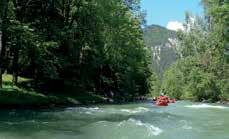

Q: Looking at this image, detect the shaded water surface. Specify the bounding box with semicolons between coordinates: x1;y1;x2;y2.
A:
0;101;229;139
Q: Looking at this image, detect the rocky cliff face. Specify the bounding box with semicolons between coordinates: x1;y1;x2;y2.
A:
143;25;179;77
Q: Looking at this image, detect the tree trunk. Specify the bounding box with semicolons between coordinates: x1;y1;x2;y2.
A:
0;28;2;88
0;0;8;88
12;48;19;86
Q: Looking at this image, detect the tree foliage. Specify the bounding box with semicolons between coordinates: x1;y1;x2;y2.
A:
162;0;229;102
0;0;154;101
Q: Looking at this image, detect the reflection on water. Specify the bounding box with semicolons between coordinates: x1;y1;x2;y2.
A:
0;101;229;139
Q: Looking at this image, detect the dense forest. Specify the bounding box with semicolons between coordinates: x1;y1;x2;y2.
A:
0;0;154;104
0;0;228;106
161;0;229;102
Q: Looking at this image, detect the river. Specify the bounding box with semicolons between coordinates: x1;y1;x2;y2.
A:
0;101;229;139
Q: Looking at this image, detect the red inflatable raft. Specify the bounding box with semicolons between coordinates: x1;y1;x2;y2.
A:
169;99;176;103
156;96;169;106
155;96;176;106
156;99;168;106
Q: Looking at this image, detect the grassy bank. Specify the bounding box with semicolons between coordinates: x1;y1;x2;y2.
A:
0;74;107;109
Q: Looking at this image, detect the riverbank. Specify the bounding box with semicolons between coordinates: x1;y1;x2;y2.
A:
1;74;227;109
0;74;110;109
0;85;152;109
0;85;110;109
0;84;169;109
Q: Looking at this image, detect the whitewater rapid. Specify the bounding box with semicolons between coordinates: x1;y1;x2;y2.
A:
2;101;229;139
185;104;228;109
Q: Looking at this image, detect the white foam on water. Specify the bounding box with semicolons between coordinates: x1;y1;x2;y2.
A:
182;125;192;130
67;107;100;111
137;107;150;112
4;122;14;125
84;111;92;115
118;118;163;136
185;104;227;109
87;107;100;110
120;107;150;114
41;122;49;124
180;120;192;130
66;107;102;115
66;106;151;115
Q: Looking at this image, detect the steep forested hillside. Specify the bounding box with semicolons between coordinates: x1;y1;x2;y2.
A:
143;25;178;76
143;25;176;46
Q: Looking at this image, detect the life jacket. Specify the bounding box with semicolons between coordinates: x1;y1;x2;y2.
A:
161;96;169;103
156;99;168;106
156;96;169;106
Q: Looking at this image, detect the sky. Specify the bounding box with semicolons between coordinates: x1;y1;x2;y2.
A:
141;0;204;31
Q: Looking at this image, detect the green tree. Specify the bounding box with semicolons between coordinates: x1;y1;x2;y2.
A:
162;0;229;102
0;0;8;88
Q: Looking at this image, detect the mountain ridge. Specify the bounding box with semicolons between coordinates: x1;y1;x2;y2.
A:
143;24;178;77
